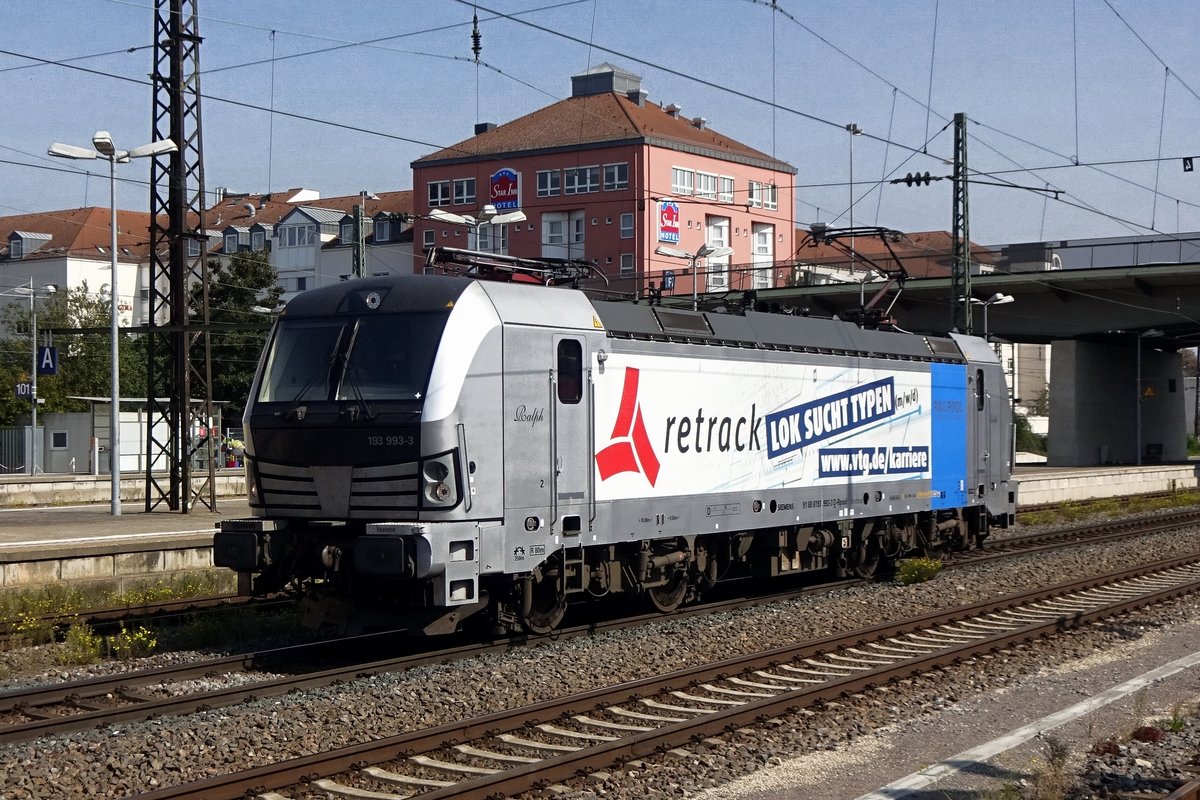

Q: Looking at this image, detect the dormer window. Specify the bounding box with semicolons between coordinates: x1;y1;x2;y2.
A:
8;231;51;260
375;219;391;243
340;222;354;243
224;232;239;252
251;230;265;251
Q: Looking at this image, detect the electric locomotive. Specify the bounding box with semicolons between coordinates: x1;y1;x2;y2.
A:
215;250;1016;634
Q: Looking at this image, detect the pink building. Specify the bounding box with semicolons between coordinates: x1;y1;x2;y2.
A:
411;64;796;300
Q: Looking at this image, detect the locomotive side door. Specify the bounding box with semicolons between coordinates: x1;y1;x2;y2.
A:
973;366;989;495
551;335;590;536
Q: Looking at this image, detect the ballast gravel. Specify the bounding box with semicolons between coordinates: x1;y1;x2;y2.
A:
1;516;1200;799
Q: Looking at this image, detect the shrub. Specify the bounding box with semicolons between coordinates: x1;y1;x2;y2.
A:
106;624;158;660
896;557;943;585
57;621;103;665
1015;413;1047;455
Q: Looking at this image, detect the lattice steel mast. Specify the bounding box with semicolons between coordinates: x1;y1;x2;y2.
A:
951;112;972;334
145;0;215;512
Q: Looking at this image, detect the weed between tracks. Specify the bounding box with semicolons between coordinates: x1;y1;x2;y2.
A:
1018;491;1200;527
0;574;303;676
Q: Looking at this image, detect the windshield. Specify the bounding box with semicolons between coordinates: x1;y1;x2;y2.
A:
256;312;448;404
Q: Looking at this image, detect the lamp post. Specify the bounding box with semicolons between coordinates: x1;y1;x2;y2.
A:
48;131;177;516
654;244;736;310
1;281;56;474
846;123;863;275
427;203;527;254
969;292;1015;341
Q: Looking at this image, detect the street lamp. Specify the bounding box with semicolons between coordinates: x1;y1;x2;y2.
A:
428;203;527;253
969;292;1015;340
48;131;177;516
1;281;56;474
654;243;736;310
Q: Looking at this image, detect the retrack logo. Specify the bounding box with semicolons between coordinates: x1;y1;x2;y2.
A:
596;367;660;486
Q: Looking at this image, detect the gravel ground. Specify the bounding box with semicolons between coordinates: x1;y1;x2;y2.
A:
1;515;1199;799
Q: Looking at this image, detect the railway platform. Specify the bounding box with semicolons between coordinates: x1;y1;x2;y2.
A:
0;463;1197;594
0;495;249;594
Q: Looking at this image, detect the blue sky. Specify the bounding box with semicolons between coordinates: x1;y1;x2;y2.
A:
2;0;1198;247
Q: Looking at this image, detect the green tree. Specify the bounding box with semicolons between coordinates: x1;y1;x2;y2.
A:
196;251;281;423
0;282;145;426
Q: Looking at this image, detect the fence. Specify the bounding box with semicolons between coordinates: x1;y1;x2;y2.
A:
0;426;39;474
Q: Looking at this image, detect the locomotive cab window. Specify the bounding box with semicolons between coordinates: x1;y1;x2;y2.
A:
976;369;985;410
256;312;449;405
557;340;583;404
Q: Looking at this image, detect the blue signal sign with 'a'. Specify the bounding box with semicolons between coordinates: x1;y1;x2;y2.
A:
37;346;58;376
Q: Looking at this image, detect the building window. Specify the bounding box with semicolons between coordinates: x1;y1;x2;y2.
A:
705;216;731;291
428;180;451;207
752;222;774;289
453;178;476;205
696;172;718;200
295;276;308;291
423;229;435;248
375;219;391;243
9;239;23;259
603;163;628;191
620;212;634;239
537;169;560;197
51;430;68;450
223;232;238;252
620;253;634;276
564;166;600;195
477;223;510;254
278;224;316;248
671;167;694;195
748;181;778;210
542;210;585;259
340;223;354;244
251;230;266;251
187;238;201;257
544;214;566;246
718;176;734;203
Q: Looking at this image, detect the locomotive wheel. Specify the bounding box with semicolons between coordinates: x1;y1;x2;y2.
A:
647;569;688;613
520;569;567;635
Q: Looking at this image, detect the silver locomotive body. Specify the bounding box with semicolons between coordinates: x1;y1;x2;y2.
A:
215;274;1016;634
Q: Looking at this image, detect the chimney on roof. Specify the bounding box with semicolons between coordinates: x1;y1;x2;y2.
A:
626;88;647;106
243;203;256;218
474;122;497;135
692;116;707;130
665;103;682;118
214;187;226;202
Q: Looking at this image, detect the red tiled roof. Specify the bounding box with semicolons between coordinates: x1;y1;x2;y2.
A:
414;93;795;172
201;188;414;230
0;207;154;263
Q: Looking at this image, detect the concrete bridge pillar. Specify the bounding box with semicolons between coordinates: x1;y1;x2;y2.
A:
1048;338;1185;466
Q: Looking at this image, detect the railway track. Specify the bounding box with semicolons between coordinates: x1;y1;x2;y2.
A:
1;508;1196;748
126;553;1200;799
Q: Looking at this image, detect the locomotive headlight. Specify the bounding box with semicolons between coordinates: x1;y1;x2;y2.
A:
420;454;458;508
